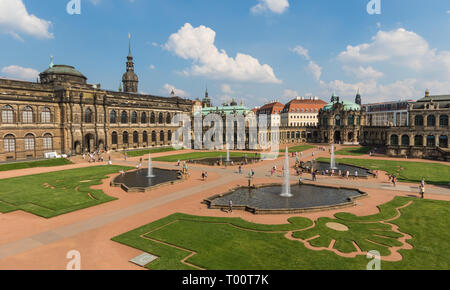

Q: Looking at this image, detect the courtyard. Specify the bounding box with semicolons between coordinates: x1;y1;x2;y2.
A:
0;144;448;270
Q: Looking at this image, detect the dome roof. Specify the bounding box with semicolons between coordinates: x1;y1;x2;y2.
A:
323;100;361;112
41;65;86;79
122;70;138;81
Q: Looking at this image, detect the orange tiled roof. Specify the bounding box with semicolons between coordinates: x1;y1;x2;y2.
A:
258;102;284;114
283;98;326;113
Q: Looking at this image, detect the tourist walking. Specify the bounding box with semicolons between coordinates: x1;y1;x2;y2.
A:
229;200;233;213
201;172;205;181
420;185;425;199
238;165;242;174
354;171;358;179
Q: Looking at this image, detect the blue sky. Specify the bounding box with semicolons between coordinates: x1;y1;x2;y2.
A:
0;0;449;107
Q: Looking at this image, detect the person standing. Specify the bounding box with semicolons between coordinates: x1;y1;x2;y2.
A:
229;200;233;213
420;185;425;199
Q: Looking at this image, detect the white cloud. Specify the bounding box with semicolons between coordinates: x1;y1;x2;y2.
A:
1;65;39;80
307;61;322;81
283;89;298;98
0;0;53;40
251;0;290;14
337;28;450;76
221;84;234;94
164;23;281;84
342;65;384;80
291;45;310;60
149;64;156;70
163;83;188;97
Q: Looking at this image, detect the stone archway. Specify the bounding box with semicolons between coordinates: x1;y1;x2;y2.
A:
84;134;96;153
74;141;81;155
334;131;341;144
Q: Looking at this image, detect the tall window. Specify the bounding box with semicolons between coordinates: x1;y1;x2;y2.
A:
123;131;129;144
427;115;436;127
159;113;163;124
111;132;118;145
427;135;435;147
166;113;171;124
141;112;147;124
439;136;448;148
414;135;423;146
160;131;165;142
43;133;53;150
150;112;156;124
348;115;354;126
143;131;148;143
440;115;449;127
2;105;14;124
41;107;51;123
121;111;128;124
110;110;117;123
24;134;35;151
4;134;15;152
131;111;138;124
22;106;33;123
415;115;424;126
84;108;93;123
151;131;157;142
390;135;399;146
168;130;172;142
401;135;410;146
133;131;139;143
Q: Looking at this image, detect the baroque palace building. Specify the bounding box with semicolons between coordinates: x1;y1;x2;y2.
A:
0;46;193;162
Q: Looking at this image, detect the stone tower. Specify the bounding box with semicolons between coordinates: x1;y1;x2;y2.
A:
122;34;139;93
355;89;362;106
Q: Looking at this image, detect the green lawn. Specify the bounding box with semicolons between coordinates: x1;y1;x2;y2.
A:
0;165;131;218
335;146;372;156
125;147;177;157
281;145;315;153
0;158;73;172
317;157;450;185
112;196;450;270
153;151;261;162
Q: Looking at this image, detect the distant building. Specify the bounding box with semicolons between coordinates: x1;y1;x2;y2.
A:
280;96;326;127
257;101;284;128
364;100;413;127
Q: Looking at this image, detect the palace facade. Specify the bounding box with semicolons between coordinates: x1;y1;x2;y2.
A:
0;48;193;162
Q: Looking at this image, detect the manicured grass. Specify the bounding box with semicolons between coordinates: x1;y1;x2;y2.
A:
317;157;450;185
153;151;261;162
125;147;177;157
335;146;372;156
112;197;450;270
281;145;315;153
0;165;131;218
0;158;73;172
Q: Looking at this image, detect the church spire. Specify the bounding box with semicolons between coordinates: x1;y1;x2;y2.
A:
122;33;139;93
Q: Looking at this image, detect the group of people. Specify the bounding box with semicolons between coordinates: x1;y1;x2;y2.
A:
82;151;106;163
201;171;209;181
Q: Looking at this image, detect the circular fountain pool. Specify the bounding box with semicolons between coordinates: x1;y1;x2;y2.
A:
111;168;182;192
303;161;373;177
204;184;367;214
187;156;261;166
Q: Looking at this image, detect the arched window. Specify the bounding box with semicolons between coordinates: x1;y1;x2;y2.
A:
4;134;15;152
41;107;51;123
150;112;156;124
440;115;448;127
335;115;341;126
43;133;53;150
111;132;118;145
439;136;448;148
401;135;410;146
131;111;138;124
160;131;165;142
415;115;424;126
121;111;128;124
110;110;117;123
22;106;33;123
356;116;361;126
166;113;171;124
348;115;354;126
24;133;35;151
151;131;157;142
427;115;436;127
123;131;129;144
141;112;147;124
158;113;164;124
427;135;435;147
133;131;139;143
2;105;14;124
414;135;423;146
84;108;93;123
168;130;172;142
390;135;399;146
143;131;148;143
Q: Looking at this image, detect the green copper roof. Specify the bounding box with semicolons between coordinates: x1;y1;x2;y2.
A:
41;65;86;79
196;105;252;116
323;100;361;112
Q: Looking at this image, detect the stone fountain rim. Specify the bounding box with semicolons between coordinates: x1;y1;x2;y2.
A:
202;183;368;215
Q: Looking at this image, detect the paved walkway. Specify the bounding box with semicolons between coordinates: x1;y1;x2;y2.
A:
0;145;449;269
